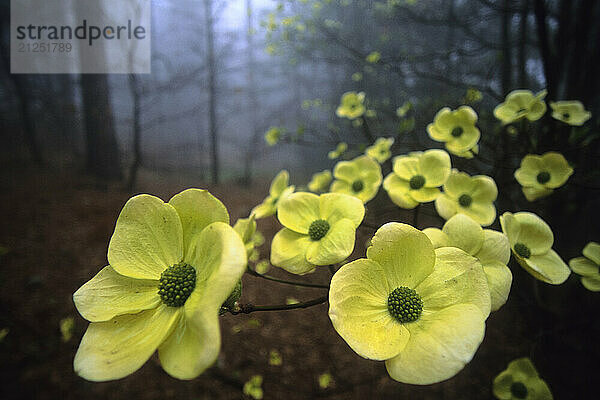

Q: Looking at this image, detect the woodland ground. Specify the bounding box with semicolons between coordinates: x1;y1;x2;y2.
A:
0;167;597;400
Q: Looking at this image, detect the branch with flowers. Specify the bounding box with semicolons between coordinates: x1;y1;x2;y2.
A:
70;86;595;400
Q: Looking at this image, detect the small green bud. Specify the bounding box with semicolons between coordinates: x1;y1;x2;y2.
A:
158;263;196;307
510;382;528;399
352;180;364;193
514;243;531;258
220;280;243;315
458;194;472;207
536;171;551;184
451;126;464;137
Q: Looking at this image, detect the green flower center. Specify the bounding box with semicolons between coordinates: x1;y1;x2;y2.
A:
458;193;472;207
562;112;570;120
536;171;551;184
409;175;426;190
451;126;464;138
517;108;527;113
387;286;423;323
510;382;528;399
158;263;196;307
308;219;330;241
514;242;531;258
352;180;364;193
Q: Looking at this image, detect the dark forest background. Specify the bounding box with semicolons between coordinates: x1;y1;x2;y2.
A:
1;0;599;399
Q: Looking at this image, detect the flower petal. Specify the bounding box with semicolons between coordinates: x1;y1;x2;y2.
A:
435;194;458;220
422;228;449;249
383;174;419;209
270;228;314;275
385;304;486;385
526;377;554;400
515;155;543;187
470;176;498;202
569;256;598;276
367;223;435;289
477;230;511;265
307;219;356;265
393;155;420;181
108;195;183;280
158;311;219;380
583;242;600;265
270;170;290;197
444;171;475;198
581;276;600;291
333;159;359;182
523;186;554;201
541;152;573;188
482;260;512;311
169;189;229;257
319;193;365;227
492;370;514;400
519;249;570;284
513;212;554;255
418;149;451;187
73;266;160;322
74;304;180;382
277;192;320;234
442;214;484;256
409;187;440;203
328;259;409;360
460;201;496;227
416;247;491;318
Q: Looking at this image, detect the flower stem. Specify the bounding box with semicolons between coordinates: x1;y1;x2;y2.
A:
229;295;329;314
361;116;376;144
245;265;329;289
412;204;420;228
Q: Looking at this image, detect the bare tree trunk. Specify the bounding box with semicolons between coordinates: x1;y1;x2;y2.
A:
242;0;260;186
501;0;513;95
204;0;219;184
80;74;122;180
518;0;529;88
127;74;141;190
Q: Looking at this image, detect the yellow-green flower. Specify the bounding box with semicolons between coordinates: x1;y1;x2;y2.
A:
550;100;591;126
569;242;600;291
329;223;490;385
435;170;497;226
493;358;553;400
464;88;483;104
243;375;264;400
328;142;348;159
308;170;332;193
500;212;570;285
264;126;283;146
366;51;381;63
427;106;481;158
251;170;295;219
331;155;382;203
423;214;512;311
270;192;365;275
336;91;366;120
514;152;574;201
383;149;451;209
494;89;547;124
73;189;247;381
233;215;265;262
366;137;395;163
396;101;412;118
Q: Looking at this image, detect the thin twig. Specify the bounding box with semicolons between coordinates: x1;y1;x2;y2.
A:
228;295;329;314
245;265;329;289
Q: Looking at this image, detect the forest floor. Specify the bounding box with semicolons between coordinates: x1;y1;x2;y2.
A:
0;167;597;399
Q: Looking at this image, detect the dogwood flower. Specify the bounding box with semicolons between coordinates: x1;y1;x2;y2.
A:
427;106;481;158
383;149;451;209
329;223;490;384
271;192;364;275
569;242;600;291
423;214;512;311
366;137;395;163
435;170;498;226
493;358;553;400
336;91;366;120
549;100;591;126
514;152;573;201
328;142;348;160
251;170;295;219
500;212;570;284
73;189;247;381
308;170;332;193
331;155;382;203
494;90;547;124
